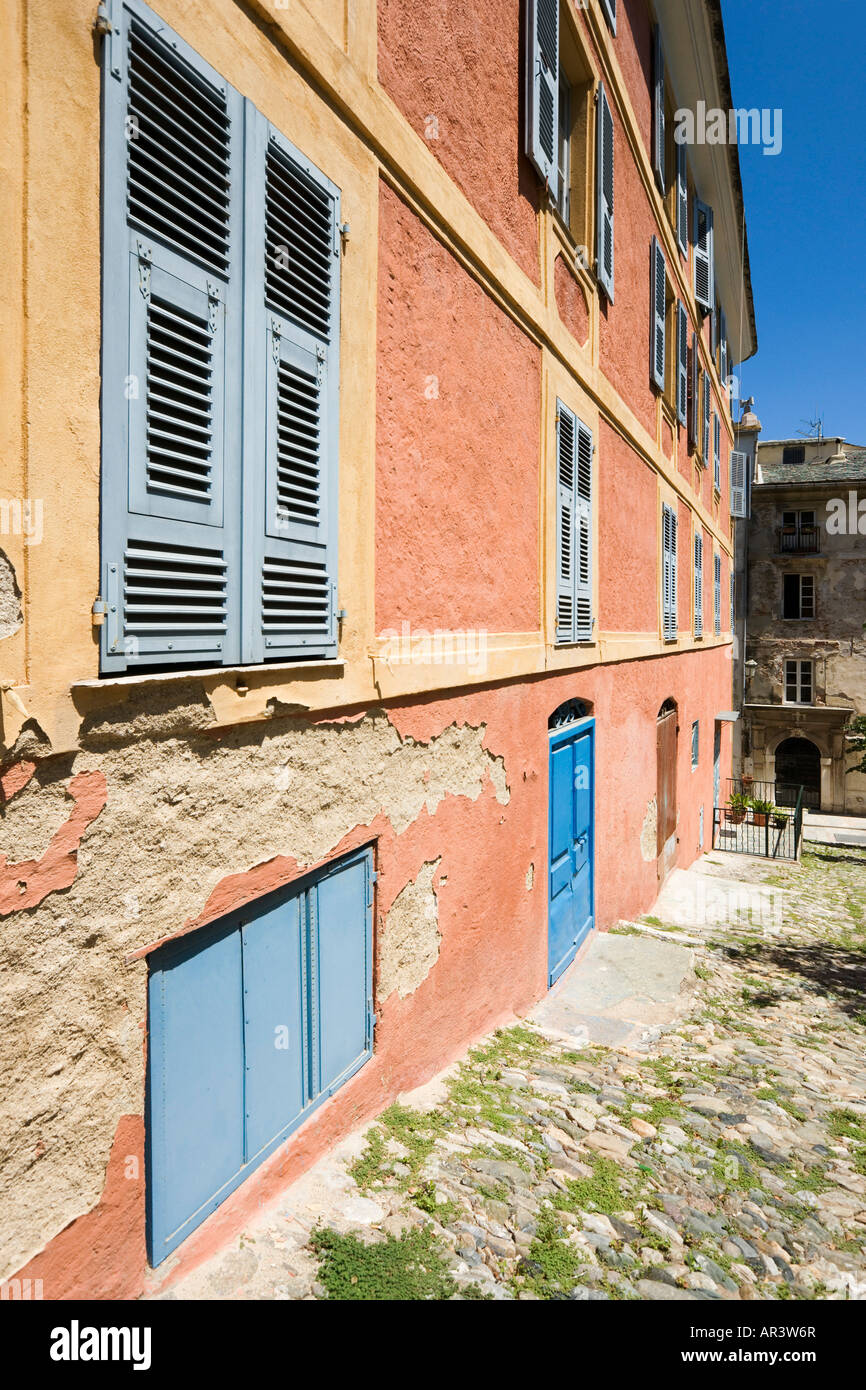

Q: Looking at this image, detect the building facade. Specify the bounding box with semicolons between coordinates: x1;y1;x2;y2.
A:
0;0;754;1297
739;437;866;814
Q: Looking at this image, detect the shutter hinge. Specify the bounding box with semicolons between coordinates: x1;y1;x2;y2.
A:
339;221;350;248
316;344;326;383
270;318;281;364
137;240;152;299
94;3;121;80
366;999;377;1045
91;597;108;628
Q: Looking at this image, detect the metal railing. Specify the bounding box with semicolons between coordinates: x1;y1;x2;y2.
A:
777;525;820;555
713;779;804;861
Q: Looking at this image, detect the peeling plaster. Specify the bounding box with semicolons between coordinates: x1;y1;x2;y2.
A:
0;706;508;1277
0;549;22;640
640;797;658;862
378;858;442;1001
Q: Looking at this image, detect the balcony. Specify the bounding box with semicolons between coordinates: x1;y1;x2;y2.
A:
777;525;820;555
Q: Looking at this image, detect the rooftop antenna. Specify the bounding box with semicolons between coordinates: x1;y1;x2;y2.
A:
797;414;824;440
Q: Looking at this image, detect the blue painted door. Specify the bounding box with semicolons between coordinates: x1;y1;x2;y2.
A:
548;719;595;984
147;847;373;1265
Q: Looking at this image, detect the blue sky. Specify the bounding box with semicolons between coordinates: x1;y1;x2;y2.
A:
722;0;866;444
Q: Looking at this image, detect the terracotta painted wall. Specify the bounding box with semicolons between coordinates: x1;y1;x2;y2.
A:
597;90;659;439
7;645;731;1299
376;181;541;634
377;0;540;284
596;420;658;633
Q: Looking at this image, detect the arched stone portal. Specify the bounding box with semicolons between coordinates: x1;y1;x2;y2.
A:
775;737;821;810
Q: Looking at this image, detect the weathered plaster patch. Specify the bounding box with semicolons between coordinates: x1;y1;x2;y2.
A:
378;859;442;1001
525;862;534;890
0;769;106;915
0;549;22;640
640;797;658;862
0;707;508;1277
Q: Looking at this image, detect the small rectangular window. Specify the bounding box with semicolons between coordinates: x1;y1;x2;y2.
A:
783;574;815;620
785;659;813;704
783;445;805;466
691;720;699;769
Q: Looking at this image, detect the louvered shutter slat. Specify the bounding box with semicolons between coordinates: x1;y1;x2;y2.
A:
651;237;666;392
243;111;340;663
575;421;593;642
525;0;559;199
703;375;711;462
688;332;698;451
694;199;714;313
100;2;243;672
652;27;665;193
677;302;688;425
556;403;576;645
676;142;688;256
596;85;615;301
730;450;748;517
714;553;722;634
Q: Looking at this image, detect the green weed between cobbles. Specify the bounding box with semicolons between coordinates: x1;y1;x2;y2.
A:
311;1226;478;1300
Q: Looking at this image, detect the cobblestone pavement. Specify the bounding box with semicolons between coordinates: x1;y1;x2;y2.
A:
156;846;866;1301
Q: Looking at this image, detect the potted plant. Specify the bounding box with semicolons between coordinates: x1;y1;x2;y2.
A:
772;808;789;830
750;797;774;827
726;792;749;824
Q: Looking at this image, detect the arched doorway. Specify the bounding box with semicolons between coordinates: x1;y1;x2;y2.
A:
775;738;821;810
547;700;595;985
657;700;678;881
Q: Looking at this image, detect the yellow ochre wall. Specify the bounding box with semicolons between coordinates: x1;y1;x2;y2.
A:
0;0;735;758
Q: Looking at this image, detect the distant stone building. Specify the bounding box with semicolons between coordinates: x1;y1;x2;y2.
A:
739;435;866;813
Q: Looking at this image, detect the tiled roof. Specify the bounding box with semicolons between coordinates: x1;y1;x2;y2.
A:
757;453;866;486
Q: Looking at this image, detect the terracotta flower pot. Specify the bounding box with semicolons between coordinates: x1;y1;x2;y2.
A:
752;813;768;827
726;809;746;824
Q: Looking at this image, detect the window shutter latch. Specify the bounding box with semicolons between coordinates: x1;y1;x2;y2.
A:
207;281;221;332
136;240;152;299
316;344;326;383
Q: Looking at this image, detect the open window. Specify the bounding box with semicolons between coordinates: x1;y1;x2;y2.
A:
554;6;595;248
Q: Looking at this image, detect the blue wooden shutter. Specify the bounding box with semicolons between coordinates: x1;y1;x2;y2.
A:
243;111;340;663
694;532;703;637
694;198;714;313
719;308;728;388
100;0;243;672
148;846;372;1265
650;237;666;393
677;303;688;426
313;850;374;1097
652;26;665;193
714;412;721;490
600;0;617;34
703;374;711;462
730;450;748;517
688;332;698;450
596;84;615;301
148;921;245;1264
575;420;593;642
714;552;722;634
555;403;577;645
241;897;305;1161
662;503;677;640
676;141;688;256
525;0;559;199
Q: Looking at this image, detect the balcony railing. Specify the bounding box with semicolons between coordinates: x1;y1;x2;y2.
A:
777;525;820;555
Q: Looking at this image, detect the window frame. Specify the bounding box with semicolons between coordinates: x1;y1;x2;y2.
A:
784;659;814;705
